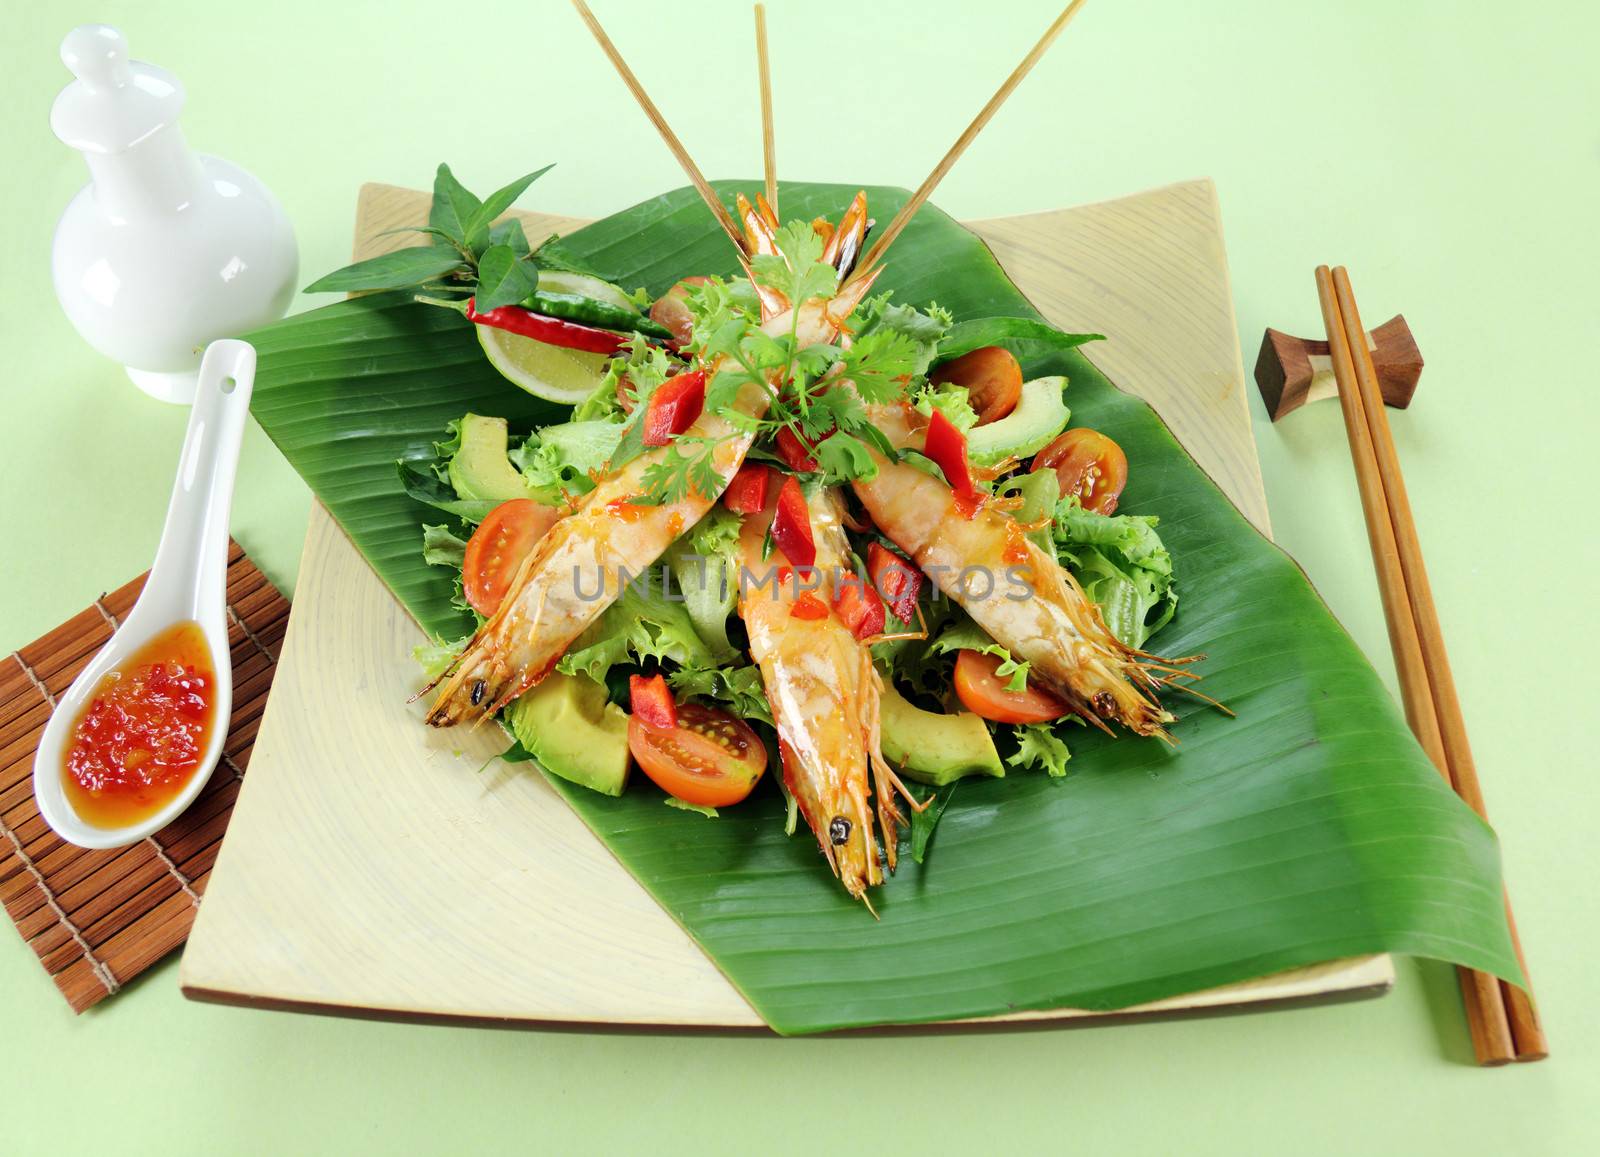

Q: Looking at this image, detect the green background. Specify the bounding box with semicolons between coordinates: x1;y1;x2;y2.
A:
3;0;1594;1150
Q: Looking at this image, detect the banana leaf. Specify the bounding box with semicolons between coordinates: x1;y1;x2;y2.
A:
246;181;1520;1035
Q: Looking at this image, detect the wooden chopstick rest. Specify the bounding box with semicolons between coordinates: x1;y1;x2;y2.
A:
1254;313;1422;421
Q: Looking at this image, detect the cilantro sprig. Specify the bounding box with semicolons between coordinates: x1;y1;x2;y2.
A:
616;225;951;505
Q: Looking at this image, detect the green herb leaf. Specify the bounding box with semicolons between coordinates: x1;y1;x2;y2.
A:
398;459;502;524
489;217;531;258
637;436;726;506
531;234;606;278
303;246;468;295
910;783;957;864
428;163;482;250
464;164;555;252
474;245;541;311
935;317;1104;365
813;430;879;485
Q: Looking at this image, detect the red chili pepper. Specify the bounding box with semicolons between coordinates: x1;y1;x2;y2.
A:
722;463;770;514
923;408;983;514
628;673;678;730
867;542;922;624
790;592;829;621
465;298;630;355
833;576;886;640
642;369;707;447
770;475;816;568
775;426;821;472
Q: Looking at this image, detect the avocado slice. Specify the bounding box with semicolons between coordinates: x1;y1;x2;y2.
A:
880;681;1004;786
966;375;1070;465
448;413;535;503
505;671;631;796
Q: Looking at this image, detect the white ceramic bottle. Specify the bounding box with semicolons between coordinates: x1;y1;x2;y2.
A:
50;24;298;403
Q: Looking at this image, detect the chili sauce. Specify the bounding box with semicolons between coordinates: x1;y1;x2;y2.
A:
61;621;217;829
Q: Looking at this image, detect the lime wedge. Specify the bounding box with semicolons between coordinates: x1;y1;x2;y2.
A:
534;270;639;313
476;325;611;405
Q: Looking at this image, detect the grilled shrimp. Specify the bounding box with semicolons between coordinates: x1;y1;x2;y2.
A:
852;403;1177;737
427;237;877;728
737;483;911;903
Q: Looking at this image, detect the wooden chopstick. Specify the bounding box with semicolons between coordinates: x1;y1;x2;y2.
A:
1329;267;1548;1062
844;0;1088;289
1315;266;1546;1065
754;4;777;216
570;0;747;256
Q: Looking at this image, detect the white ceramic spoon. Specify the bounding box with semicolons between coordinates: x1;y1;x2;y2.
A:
33;340;256;849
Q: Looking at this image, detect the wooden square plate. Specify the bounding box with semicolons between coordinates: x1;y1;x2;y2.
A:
179;179;1393;1029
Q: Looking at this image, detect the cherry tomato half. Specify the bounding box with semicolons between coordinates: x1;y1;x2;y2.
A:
952;649;1070;725
462;499;561;617
628;702;769;808
931;346;1023;425
1032;427;1129;515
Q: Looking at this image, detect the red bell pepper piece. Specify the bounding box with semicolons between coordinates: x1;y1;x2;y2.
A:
465;297;629;355
628;673;678;730
722;463;770;514
642;369;707;447
833;575;886;640
770;475;816;568
922;408;983;512
790;592;829;621
775;426;821;472
867;542;922;625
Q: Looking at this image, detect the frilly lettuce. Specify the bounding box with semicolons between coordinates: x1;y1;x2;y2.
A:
1052;497;1177;649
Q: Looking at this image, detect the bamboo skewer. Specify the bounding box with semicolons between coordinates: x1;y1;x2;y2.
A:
1315;266;1543;1065
570;0;746;256
754;4;777;216
846;0;1088;289
1329;268;1547;1063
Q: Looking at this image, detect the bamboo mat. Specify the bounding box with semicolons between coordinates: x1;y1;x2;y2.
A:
0;542;286;1012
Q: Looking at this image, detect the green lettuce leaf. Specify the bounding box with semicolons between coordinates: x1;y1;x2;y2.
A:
509;420;623;502
664;508;743;662
421;524;468;568
1007;723;1073;778
926;616;1032;693
556;565;713;685
1052;496;1177;649
664;797;719;818
668;662;774;728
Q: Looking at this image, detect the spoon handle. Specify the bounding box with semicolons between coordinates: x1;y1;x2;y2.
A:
145;340;257;618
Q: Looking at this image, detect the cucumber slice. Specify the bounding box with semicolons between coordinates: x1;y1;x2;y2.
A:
966;376;1070;464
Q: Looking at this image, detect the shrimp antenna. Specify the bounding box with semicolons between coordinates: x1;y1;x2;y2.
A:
571;0;747;257
754;4;778;216
844;0;1089;289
